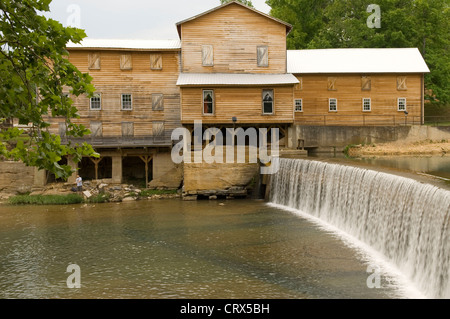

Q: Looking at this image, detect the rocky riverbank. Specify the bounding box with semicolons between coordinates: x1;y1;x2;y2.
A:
347;139;450;157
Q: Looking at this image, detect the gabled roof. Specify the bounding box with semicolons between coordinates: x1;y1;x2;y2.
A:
66;39;181;51
175;1;292;38
177;73;299;86
287;48;430;74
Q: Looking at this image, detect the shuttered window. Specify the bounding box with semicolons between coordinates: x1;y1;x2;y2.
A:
88;53;101;70
257;46;269;67
153;121;165;137
262;89;274;114
152;93;164;111
122;122;134;137
120;54;132;70
202;45;214;66
90;121;102;137
328;77;337;91
150;54;162;70
362;76;371;91
397;76;407;90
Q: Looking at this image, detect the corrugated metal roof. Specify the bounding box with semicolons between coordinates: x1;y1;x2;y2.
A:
176;73;299;86
287;48;430;74
66;39;181;51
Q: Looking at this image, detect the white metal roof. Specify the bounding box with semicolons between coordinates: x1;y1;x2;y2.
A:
66;39;181;51
287;48;430;74
176;73;299;86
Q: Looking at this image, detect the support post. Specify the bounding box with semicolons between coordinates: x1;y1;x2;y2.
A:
139;155;153;188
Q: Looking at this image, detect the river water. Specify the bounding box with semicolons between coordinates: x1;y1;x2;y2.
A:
0;199;398;299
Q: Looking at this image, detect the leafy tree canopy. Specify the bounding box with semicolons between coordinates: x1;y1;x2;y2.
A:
220;0;254;8
0;0;98;180
267;0;449;104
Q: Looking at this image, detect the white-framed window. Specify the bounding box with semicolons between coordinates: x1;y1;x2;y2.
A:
294;99;303;112
262;89;274;114
398;98;407;111
203;90;214;115
363;98;371;112
90;93;101;110
121;94;132;110
329;98;337;112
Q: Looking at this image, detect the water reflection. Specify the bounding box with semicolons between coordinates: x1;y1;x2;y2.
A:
0;200;397;299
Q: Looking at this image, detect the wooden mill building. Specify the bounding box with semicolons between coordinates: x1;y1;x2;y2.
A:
49;1;429;186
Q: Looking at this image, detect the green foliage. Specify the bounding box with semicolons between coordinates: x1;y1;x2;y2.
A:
0;0;98;180
8;194;84;205
86;193;111;203
267;0;450;104
220;0;254;7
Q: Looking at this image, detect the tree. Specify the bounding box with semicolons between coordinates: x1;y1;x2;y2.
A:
220;0;254;8
267;0;450;105
0;0;98;180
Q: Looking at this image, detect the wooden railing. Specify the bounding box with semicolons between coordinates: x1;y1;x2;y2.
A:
295;115;450;127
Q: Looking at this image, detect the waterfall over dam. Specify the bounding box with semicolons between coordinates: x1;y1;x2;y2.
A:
269;158;450;299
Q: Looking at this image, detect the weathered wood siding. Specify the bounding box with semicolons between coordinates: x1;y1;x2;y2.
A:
181;86;294;124
294;74;424;125
180;3;287;74
49;50;181;140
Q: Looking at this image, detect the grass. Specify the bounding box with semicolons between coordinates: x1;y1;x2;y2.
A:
8;194;84;205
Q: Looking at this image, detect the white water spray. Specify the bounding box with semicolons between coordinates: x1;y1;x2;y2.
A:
269;158;450;299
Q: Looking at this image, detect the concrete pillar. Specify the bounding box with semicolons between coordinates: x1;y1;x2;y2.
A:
152;151;175;180
111;155;122;184
33;167;47;187
67;155;78;184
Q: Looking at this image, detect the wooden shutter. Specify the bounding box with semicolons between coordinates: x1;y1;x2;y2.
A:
328;77;337;91
122;122;134;137
120;54;132;70
257;46;269;67
202;45;214;66
362;76;371;91
88;53;101;70
397;76;407;90
90;122;102;137
152;93;164;111
150;54;162;70
153;121;165;137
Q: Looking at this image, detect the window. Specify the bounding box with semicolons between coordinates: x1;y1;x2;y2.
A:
398;98;407;111
363;98;371;112
122;122;134;137
90;94;101;110
150;54;162;70
152;93;164;111
88;53;101;70
90;121;102;137
203;90;214;115
362;76;371;91
120;54;132;70
262;89;274;114
153;121;165;137
328;77;337;91
121;94;132;110
329;98;337;112
257;46;269;67
295;99;303;112
202;45;214;66
397;76;407;90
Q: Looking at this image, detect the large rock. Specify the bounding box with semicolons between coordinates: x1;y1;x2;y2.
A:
148;165;183;190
